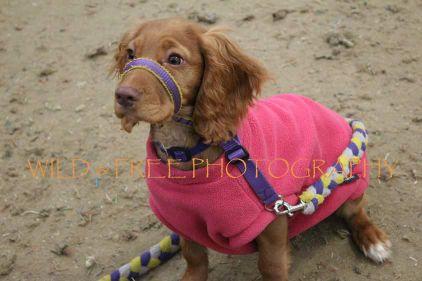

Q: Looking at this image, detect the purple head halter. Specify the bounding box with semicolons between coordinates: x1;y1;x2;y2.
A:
121;58;183;114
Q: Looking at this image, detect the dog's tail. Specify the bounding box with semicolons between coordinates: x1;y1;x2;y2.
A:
98;233;180;281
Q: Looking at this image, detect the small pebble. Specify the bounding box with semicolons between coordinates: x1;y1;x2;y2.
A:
51;243;71;256
75;104;86;112
399;76;415;83
385;5;401;14
85;46;107;59
336;229;350;239
77;81;87;88
242;14;255;21
402;57;418;64
38;209;50;218
85;256;96;269
189;11;218;24
197;12;218;24
39;68;56;77
44;102;62;112
411;117;422;123
353;265;362;275
402;235;411;242
120;229;139;241
314;51;335;60
326;32;355;48
272;9;289;21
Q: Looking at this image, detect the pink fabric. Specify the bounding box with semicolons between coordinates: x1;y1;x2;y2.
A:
146;94;369;254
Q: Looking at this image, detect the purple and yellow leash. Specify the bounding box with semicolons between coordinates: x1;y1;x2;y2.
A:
99;233;180;281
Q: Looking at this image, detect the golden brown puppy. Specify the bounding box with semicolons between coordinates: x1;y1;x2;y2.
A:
112;18;391;281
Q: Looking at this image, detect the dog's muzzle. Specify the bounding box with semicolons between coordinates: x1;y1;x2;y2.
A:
120;58;183;114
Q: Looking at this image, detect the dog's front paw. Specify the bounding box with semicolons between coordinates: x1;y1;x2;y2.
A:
363;239;392;263
354;224;392;263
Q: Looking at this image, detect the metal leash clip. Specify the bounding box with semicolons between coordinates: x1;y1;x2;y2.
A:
273;198;306;217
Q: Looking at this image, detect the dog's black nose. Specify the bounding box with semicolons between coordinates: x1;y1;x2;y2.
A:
115;86;140;107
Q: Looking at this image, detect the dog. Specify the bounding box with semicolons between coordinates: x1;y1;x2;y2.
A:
112;18;391;281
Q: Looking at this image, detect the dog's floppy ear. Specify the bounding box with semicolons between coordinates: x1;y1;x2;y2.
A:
194;28;269;144
110;31;132;76
109;23;143;76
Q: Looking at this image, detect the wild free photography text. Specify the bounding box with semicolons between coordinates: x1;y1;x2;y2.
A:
26;157;397;180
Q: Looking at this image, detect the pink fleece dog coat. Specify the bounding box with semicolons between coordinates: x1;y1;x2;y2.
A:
146;94;369;254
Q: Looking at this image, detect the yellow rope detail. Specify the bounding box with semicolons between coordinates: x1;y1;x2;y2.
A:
333;173;344;184
315;194;325;205
351;136;362;149
159;235;172;253
129;256;141;273
337;155;349;171
147;258;161;268
320;174;331;188
352;122;365;130
350;156;361;165
299;190;316;203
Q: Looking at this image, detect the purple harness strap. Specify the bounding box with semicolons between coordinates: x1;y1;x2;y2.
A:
155;139;210;162
221;134;360;215
121;58;183;114
221;136;280;206
172;116;194;126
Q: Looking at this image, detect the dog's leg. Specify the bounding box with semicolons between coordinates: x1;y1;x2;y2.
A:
337;194;391;263
256;216;290;281
181;238;209;281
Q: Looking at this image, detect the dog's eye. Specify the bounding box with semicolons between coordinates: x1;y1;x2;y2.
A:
168;53;183;65
127;49;135;60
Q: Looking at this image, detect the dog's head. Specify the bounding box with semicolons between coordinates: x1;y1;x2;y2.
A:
112;18;268;143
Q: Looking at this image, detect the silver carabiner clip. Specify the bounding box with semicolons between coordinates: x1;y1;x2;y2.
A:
273;199;306;217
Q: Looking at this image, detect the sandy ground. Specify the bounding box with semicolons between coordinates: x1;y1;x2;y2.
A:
1;0;421;280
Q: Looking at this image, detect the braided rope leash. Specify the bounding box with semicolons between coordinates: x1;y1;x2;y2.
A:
299;119;368;215
98;233;180;281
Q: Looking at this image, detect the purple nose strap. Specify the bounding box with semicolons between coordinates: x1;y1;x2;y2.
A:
121;58;183;114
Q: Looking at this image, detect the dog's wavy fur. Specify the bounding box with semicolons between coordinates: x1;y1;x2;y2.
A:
194;27;269;143
111;19;269;143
